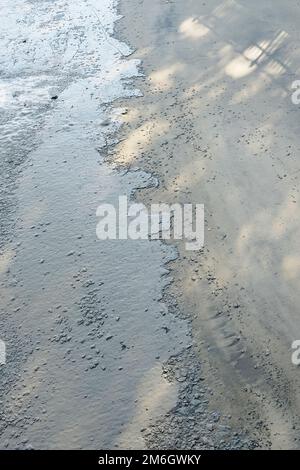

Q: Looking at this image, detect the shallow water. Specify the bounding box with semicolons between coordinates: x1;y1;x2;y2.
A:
0;0;190;449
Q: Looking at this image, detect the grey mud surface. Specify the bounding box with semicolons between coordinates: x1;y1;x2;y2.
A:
115;0;300;450
1;0;300;451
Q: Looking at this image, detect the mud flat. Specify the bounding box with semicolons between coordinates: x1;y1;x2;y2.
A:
1;0;300;451
115;0;300;449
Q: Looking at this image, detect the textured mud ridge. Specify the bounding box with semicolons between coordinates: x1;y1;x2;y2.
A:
142;292;263;450
144;351;256;450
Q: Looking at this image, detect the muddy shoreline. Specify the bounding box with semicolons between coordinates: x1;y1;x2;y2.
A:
113;5;259;451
